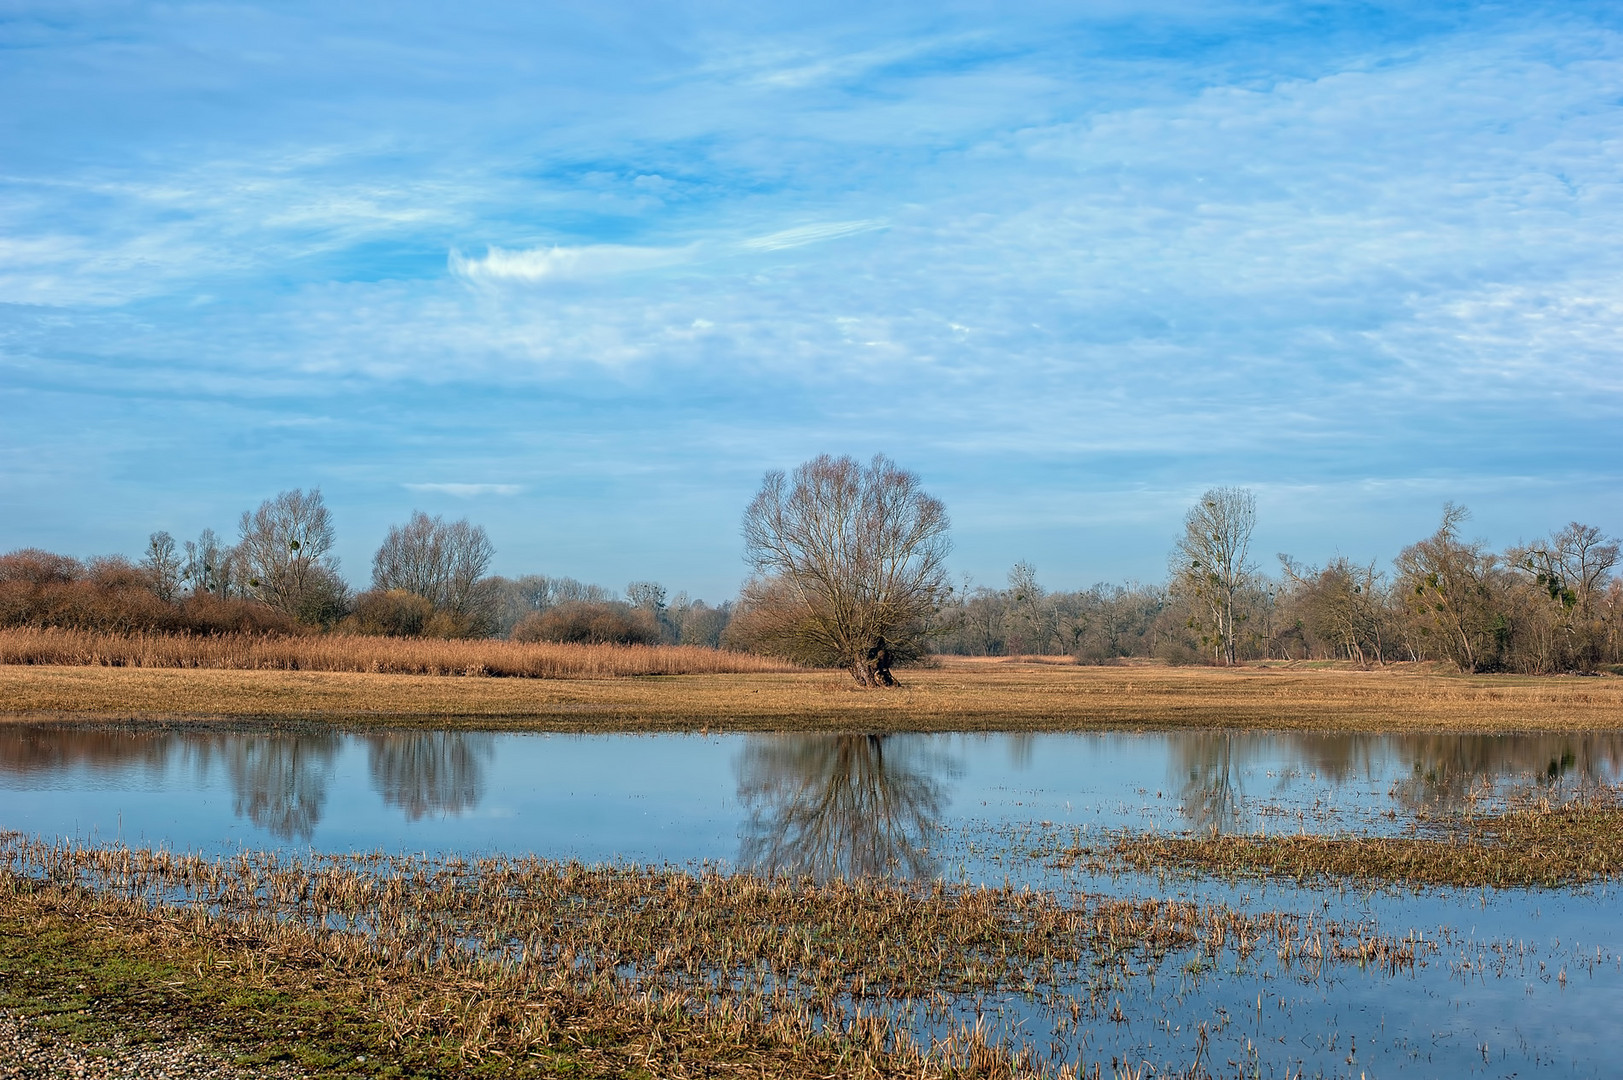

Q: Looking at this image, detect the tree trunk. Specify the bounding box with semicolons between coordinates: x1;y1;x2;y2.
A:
851;637;898;687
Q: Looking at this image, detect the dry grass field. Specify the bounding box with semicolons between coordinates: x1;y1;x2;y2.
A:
2;649;1620;731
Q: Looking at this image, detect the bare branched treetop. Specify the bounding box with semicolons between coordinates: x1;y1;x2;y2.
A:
738;453;951;686
1395;503;1505;673
237;488;344;622
1512;522;1620;623
1172;486;1257;666
371;511;497;633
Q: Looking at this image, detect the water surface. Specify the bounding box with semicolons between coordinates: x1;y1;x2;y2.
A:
3;727;1618;869
5;725;1621;1077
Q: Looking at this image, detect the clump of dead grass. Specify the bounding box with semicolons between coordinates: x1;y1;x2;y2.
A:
1057;789;1623;888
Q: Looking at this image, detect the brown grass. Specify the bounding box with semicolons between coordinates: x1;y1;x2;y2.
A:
2;652;1622;731
1057;791;1623;888
0;626;794;677
2;835;1427;1078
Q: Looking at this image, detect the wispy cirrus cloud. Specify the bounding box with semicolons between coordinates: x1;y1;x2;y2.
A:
449;219;888;284
3;1;1621;595
402;482;524;497
740;219;888;251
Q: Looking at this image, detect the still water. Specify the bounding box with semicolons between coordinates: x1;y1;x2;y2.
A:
4;725;1622;1078
2;727;1618;869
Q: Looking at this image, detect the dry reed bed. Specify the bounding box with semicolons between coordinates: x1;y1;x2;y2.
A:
2;837;1428;1077
1055;790;1623;888
0;627;794;678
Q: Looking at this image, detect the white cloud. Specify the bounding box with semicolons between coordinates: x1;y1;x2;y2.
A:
0;150;478;306
7;4;1623;587
449;243;699;283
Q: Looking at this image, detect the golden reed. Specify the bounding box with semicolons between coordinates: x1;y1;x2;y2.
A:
0;627;797;679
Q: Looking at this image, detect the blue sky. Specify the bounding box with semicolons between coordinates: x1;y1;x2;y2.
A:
2;1;1620;600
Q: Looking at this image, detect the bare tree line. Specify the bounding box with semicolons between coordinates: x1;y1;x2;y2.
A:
4;474;1619;674
3;488;732;647
933;493;1622;674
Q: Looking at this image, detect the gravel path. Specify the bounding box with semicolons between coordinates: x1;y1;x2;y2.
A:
0;1009;306;1079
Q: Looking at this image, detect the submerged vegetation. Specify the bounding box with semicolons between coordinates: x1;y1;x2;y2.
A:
3;726;1620;1074
1055;790;1623;889
2;834;1438;1078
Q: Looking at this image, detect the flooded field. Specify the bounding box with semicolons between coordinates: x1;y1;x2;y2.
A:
4;725;1621;1077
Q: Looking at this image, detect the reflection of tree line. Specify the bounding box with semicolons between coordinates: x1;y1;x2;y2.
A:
0;728;950;878
0;729;493;841
1169;732;1623;831
6;727;1620;862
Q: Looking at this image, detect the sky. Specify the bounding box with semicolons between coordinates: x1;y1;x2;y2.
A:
2;0;1620;600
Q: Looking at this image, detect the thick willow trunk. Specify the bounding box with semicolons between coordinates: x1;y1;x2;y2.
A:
850;637;898;687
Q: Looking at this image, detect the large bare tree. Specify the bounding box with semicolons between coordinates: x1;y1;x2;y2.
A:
238;488;344;621
1511;522;1619;670
738;454;951;686
1395;503;1504;673
1171;486;1257;666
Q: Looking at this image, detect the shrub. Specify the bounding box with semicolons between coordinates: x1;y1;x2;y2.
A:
0;549;83;586
511;602;658;646
346;589;436;637
176;594;299;636
345;590;498;639
0;547;298;636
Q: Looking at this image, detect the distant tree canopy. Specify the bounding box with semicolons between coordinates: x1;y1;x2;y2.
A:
0;490;743;646
926;502;1622;675
0;547;297;635
483;574;731;646
2;477;1618;675
732;454;952;686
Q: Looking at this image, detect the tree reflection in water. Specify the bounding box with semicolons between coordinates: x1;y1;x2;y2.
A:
736;735;951;881
1173;733;1247;833
1169;731;1623;831
364;732;493;820
0;728;180;777
225;734;341;841
1384;733;1623;813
